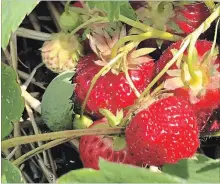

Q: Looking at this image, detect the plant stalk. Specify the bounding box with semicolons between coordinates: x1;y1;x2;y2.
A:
70;16;109;35
2;127;124;149
13;138;72;166
111;31;181;58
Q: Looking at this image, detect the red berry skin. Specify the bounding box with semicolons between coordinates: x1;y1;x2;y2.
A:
79;119;136;170
125;96;199;166
72;1;83;8
156;40;220;131
73;53;155;118
172;2;210;35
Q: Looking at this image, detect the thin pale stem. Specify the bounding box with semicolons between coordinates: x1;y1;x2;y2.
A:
2;49;12;66
18;70;46;90
70;16;108;35
16;28;51;41
28;11;41;31
123;54;140;97
38;158;56;183
21;129;51;181
21;89;41;114
2;127;124;149
13;138;71;166
187;6;220;81
10;33;18;72
21;63;44;91
140;38;191;98
111;31;181;58
204;0;216;12
6;146;19;160
47;149;57;178
47;1;61;31
200;131;220;137
25;103;49;165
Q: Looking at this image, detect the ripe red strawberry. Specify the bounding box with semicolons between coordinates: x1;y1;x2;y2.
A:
125;96;199;166
79;118;136;170
171;2;210;35
73;53;155;118
156;40;220;131
136;2;210;50
137;2;210;36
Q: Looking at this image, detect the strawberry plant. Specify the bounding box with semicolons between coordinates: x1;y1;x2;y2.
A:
1;0;220;183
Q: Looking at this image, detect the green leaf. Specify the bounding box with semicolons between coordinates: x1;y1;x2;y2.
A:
41;71;75;131
163;154;220;182
57;159;183;183
57;169;109;183
119;2;137;20
86;1;136;21
1;159;24;183
1;63;24;139
1;0;39;49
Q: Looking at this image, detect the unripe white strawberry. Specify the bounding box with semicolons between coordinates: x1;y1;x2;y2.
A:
41;33;83;73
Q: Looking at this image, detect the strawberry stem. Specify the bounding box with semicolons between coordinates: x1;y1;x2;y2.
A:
123;54;141;97
187;6;220;83
64;1;71;12
140;38;191;98
1;127;124;150
200;131;220;137
80;53;124;116
119;15;152;32
68;6;92;16
70;16;109;35
111;31;182;58
204;0;216;12
13;138;71;166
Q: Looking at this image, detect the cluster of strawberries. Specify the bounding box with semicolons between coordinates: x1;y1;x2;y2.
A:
42;1;220;170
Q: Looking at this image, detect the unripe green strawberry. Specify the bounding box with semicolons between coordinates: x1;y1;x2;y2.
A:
59;11;81;32
41;33;83;73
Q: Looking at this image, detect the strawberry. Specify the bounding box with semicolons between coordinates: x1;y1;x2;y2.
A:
41;33;83;73
136;2;210;36
125;96;199;166
136;2;210;49
171;2;210;35
156;40;220;131
73;53;155;118
79;118;136;170
73;24;156;118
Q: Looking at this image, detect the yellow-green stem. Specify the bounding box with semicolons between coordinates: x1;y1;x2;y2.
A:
200;131;220;137
70;16;108;35
119;15;152;32
65;1;71;12
187;6;220;82
204;0;216;12
140;38;191;98
13;138;71;166
111;31;182;58
80;53;124;116
1;127;124;150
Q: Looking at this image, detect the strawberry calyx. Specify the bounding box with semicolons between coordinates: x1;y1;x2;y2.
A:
99;108;124;127
164;47;219;104
73;114;93;129
88;118;127;151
